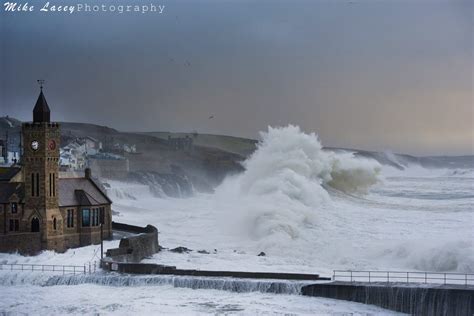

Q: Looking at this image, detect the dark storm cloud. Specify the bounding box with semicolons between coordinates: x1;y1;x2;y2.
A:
1;0;472;155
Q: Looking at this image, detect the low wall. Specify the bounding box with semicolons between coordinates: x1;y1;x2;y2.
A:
101;260;326;281
112;222;150;234
301;282;474;316
102;222;327;281
0;233;41;255
104;222;159;263
103;263;177;274
165;269;324;280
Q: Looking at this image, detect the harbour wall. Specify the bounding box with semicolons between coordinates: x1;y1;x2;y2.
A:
301;281;474;316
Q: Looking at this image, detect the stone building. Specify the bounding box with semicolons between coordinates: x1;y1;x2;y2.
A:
0;88;113;254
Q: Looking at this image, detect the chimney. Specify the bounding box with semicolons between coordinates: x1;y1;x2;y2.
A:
85;168;92;179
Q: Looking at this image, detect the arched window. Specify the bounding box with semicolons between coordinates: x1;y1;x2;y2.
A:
31;217;40;232
53;218;57;230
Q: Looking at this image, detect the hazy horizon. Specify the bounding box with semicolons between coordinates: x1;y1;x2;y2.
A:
1;0;473;156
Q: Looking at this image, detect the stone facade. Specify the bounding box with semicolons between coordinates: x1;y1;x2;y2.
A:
0;88;113;254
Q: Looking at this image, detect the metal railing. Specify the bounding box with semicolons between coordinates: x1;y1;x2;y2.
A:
333;270;474;286
0;262;100;275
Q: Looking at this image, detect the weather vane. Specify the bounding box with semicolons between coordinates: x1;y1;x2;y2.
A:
37;79;45;90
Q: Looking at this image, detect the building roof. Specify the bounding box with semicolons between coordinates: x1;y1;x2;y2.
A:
33;90;51;123
58;178;111;207
0;182;23;203
85;136;99;143
0;167;21;182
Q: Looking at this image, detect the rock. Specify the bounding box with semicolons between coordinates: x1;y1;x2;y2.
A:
170;246;192;253
258;251;266;257
197;250;210;254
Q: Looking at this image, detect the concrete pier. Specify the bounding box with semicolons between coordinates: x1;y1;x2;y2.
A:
301;281;474;316
102;261;329;281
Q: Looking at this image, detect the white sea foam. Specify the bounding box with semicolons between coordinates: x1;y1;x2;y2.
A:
214;125;381;251
1;125;472;292
105;181;154;200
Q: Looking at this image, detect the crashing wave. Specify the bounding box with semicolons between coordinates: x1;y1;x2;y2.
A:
127;171;193;198
105;182;153;200
375;239;474;273
105;172;194;200
215;125;381;247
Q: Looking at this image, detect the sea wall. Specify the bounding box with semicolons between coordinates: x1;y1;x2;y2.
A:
0;232;41;255
43;274;305;295
301;282;474;316
104;222;159;263
102;261;325;281
102;223;325;281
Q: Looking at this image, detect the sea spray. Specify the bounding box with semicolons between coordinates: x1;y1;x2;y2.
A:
215;125;381;252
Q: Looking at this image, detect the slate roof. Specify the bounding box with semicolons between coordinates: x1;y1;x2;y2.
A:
0;166;110;207
33;90;51;123
58;178;111;207
0;182;23;203
0;167;21;182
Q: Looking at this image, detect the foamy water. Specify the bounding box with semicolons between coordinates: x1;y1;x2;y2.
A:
0;125;471;314
109;126;473;276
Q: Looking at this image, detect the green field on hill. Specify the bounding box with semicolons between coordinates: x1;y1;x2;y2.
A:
145;132;258;157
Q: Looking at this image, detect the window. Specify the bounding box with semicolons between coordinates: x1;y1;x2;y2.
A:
91;208;100;226
9;219;19;232
31;173;35;196
31;217;40;232
99;207;105;225
82;209;90;227
96;209;100;226
11;203;18;214
49;173;52;197
91;209;95;226
53;218;57;230
67;209;74;228
36;173;39;197
52;173;56;196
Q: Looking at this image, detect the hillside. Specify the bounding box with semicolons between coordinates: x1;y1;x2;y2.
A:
1;116;472;179
144;132;258;157
0;117;245;192
0;116;22;130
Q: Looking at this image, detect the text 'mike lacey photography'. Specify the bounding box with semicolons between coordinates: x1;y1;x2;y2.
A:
4;1;166;14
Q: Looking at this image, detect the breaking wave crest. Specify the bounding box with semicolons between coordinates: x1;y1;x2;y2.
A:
215;125;381;247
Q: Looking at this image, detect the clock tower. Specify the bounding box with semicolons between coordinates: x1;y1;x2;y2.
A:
21;85;63;250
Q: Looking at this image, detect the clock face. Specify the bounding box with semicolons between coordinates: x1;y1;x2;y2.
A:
31;140;39;151
48;140;56;150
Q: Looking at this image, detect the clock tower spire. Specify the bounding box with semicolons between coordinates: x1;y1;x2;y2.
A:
21;83;63;250
33;80;51;123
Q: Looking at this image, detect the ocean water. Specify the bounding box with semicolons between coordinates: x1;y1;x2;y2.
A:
0;282;403;315
0;125;472;314
109;126;473;276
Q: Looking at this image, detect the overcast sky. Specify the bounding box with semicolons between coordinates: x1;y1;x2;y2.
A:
1;0;472;155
